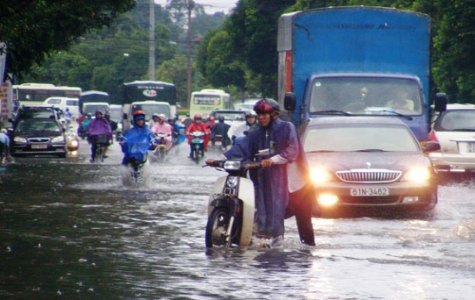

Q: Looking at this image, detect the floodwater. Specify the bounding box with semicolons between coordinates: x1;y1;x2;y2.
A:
1;141;475;299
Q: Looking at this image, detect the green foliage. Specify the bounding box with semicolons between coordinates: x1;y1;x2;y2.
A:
1;0;136;80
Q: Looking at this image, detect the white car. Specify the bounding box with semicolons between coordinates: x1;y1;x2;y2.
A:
43;97;80;120
429;103;475;175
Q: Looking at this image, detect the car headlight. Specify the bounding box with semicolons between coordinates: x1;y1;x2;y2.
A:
51;136;65;143
309;167;333;184
403;167;431;182
14;136;27;143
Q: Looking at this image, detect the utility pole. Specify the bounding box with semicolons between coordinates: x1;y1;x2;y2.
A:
149;0;156;81
186;0;193;108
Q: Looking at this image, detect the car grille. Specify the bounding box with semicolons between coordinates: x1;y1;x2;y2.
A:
336;170;401;183
29;138;50;143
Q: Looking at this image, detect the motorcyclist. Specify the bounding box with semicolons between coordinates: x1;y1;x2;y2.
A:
0;128;11;164
78;113;92;138
119;110;157;166
185;114;210;157
210;115;231;148
232;111;258;145
168;118;185;145
86;110;112;163
206;99;317;246
151;113;173;151
148;113;160;129
206;115;216;129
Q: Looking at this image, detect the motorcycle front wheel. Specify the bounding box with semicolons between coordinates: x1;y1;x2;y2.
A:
205;207;232;248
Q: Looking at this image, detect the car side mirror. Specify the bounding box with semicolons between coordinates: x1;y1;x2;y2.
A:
284;92;296;111
123;113;128;120
434;93;448;112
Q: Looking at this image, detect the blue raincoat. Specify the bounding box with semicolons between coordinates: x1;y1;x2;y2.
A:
120;125;155;165
246;118;300;238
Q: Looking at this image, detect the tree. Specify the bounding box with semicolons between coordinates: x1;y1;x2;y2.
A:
0;0;136;80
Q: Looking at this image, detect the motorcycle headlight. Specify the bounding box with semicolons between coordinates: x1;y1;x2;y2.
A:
51;136;65;143
309;167;333;184
223;160;242;171
68;139;79;148
403;167;431;182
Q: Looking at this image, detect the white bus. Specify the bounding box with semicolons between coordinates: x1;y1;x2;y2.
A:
189;89;231;117
13;83;82;107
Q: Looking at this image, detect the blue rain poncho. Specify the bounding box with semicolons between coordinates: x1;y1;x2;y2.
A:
120;125;155;164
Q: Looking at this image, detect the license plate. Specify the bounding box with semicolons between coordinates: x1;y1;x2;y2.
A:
31;145;47;149
351;187;389;197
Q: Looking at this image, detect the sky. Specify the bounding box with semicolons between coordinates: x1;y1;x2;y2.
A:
154;0;239;14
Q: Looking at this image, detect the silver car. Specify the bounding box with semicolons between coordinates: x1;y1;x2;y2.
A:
429;103;475;175
301;116;440;216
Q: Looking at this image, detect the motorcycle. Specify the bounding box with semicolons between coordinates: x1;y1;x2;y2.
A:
121;137;153;184
152;132;171;161
205;159;261;248
211;134;229;152
189;131;206;162
90;134;109;163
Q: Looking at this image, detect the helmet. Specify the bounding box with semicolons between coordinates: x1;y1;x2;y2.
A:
95;110;103;116
253;99;280;114
1;128;7;134
168;118;175;123
218;115;225;122
158;113;166;120
245;111;257;118
87;113;92;118
152;113;160;118
194;114;202;121
208;116;215;121
133;110;146;121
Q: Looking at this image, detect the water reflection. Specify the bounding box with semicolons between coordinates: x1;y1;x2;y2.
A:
2;156;475;299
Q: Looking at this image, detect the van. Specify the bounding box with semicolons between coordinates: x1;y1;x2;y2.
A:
43;97;80;119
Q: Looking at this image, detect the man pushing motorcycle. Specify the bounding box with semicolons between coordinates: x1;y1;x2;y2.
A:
206;99;318;246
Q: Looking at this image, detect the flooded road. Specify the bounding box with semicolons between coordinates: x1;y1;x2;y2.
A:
1;141;475;299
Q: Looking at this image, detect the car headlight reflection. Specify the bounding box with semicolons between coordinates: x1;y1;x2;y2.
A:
310;167;333;184
404;167;431;182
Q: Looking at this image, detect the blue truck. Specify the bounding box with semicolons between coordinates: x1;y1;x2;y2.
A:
277;6;446;142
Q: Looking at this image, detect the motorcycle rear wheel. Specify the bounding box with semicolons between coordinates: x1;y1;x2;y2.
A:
205;207;231;248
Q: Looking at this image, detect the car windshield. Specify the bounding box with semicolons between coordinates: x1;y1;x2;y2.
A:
212;112;246;121
309;77;423;115
132;104;169;121
304;124;420;152
435;110;475;131
16;119;61;133
110;109;123;121
83;105;109;115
